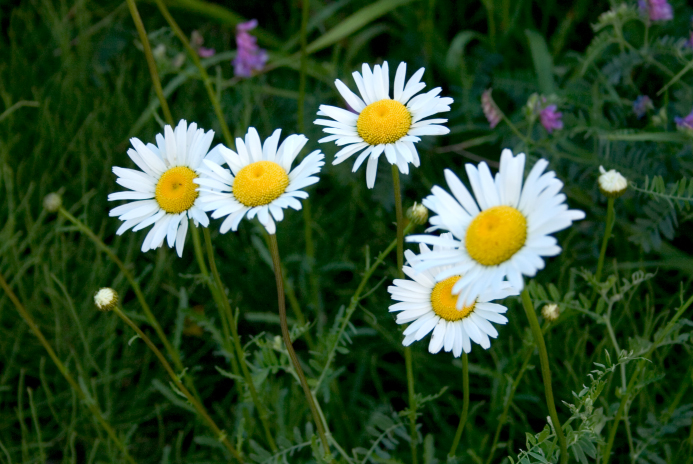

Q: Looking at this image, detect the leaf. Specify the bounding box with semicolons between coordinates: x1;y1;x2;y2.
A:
525;29;555;95
307;0;420;54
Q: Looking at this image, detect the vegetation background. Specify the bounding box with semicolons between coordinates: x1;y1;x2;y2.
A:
1;0;693;462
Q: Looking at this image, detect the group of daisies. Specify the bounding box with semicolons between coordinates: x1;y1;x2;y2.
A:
109;61;584;358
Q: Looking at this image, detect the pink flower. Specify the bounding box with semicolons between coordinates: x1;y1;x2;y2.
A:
675;110;693;131
540;104;563;134
481;89;501;129
197;47;216;58
232;19;268;78
638;0;673;22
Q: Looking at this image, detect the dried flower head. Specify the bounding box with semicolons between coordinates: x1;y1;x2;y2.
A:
481;89;501;129
598;166;628;198
94;288;118;312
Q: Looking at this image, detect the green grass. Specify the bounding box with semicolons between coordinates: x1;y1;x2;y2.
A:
2;0;693;462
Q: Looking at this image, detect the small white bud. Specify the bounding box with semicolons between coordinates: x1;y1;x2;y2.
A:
598;166;628;198
94;288;118;312
541;303;560;322
406;202;428;226
43;193;62;213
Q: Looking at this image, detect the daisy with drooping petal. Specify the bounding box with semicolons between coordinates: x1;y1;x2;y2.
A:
194;127;324;234
109;120;218;257
315;61;453;188
388;234;518;357
407;149;585;307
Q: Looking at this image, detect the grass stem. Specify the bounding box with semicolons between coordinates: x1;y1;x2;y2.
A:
448;352;469;458
520;288;568;464
595;197;615;283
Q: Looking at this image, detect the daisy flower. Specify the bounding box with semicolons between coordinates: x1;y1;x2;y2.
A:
388;234;518;356
108;120;217;257
194;127;324;234
407;149;585;307
315;61;453;188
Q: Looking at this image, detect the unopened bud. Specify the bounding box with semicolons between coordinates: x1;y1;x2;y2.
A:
541;303;560;322
598;166;628;198
406;202;428;226
94;288;118;312
43;193;62;212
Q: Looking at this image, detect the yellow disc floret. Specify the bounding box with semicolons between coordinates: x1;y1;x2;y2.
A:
155;166;199;214
356;99;411;145
465;205;527;266
233;161;289;207
430;276;475;321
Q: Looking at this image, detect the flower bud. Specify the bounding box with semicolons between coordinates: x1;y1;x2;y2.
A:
406;202;428;226
598;166;628;198
94;288;118;312
541;303;560;322
43;193;62;213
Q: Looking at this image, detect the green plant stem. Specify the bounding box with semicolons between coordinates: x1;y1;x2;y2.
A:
58;208;185;375
595;197;615;284
112;305;243;462
0;273;137;464
392;166;418;464
312;222;415;393
602;291;693;464
268;233;331;458
202;228;277;452
125;0;173;126
520;288;568;464
153;0;233;147
448;352;469;458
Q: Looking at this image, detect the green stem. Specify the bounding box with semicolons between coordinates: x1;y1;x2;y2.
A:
595;197;615;283
202;228;277;452
392;166;417;464
0;273;137;464
448;352;469;458
520;288;568;464
602;291;693;464
153;0;234;147
125;0;173;126
112;305;243;462
58;209;184;373
268;233;331;458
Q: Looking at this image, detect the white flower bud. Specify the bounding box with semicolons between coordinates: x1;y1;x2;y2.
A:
406;202;428;226
541;303;560;322
94;288;118;312
598;166;628;198
43;193;62;212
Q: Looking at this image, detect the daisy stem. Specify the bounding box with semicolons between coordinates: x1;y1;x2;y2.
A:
202;228;278;453
595;197;615;284
57;208;194;390
0;272;138;464
520;288;568;464
448;352;469;458
153;0;234;148
392;166;418;464
111;305;244;463
125;0;174;126
268;233;332;459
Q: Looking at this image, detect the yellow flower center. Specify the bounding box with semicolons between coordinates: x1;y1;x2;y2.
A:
233;161;289;207
465;205;527;266
430;276;475;321
155;166;199;214
356;99;411;145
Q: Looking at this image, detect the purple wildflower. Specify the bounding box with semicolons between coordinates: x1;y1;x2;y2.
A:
633;96;654;119
481;89;501;129
540;104;563;134
198;47;216;58
638;0;673;22
232;19;268;78
675;110;693;131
